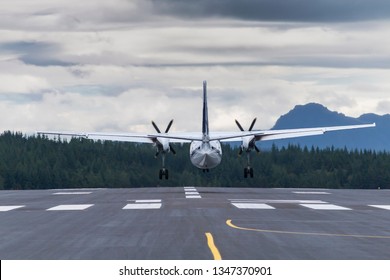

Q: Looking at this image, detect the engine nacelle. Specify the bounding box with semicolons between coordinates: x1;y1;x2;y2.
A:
156;137;171;153
241;135;255;152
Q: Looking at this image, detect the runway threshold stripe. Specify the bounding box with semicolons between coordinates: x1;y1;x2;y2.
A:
369;205;390;210
205;233;222;260
52;192;92;195
232;203;275;209
229;199;326;204
226;219;390;239
0;205;25;211
300;204;351;210
46;204;94;211
133;200;161;203
123;203;162;209
293;191;330;195
123;199;162;209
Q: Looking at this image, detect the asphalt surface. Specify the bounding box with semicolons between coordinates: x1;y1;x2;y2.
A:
1;187;390;260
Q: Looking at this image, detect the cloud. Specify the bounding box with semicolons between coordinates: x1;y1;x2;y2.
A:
377;100;390;114
0;41;73;66
0;74;49;94
148;0;390;23
1;0;390;135
4;0;390;33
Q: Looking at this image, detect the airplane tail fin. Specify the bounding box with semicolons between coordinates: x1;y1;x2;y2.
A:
202;81;209;137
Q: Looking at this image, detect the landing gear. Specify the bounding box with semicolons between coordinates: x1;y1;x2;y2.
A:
244;167;254;178
159;168;169;180
152;119;175;180
235;118;259;178
243;153;254;178
158;154;169;180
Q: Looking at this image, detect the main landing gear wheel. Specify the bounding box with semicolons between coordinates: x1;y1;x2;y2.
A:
244;167;254;178
152;120;175;180
159;169;169;180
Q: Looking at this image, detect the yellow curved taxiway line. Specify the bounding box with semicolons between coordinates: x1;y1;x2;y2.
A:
226;219;390;239
205;232;222;260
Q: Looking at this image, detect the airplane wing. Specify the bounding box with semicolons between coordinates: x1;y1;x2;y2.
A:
37;123;375;144
210;123;376;142
36;131;201;143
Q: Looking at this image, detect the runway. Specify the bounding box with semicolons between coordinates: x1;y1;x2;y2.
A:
1;187;390;259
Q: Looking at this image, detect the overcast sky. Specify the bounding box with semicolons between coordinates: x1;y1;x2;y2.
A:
1;0;390;133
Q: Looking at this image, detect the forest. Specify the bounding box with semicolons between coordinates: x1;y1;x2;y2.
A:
0;131;389;189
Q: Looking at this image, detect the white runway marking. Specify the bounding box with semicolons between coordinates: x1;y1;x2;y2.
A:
0;205;25;211
184;187;201;198
46;204;94;211
185;192;199;195
133;200;161;203
124;199;162;209
232;203;275;209
300;204;351;210
123;203;162;209
186;195;202;199
230;199;326;204
369;205;390;210
293;191;330;195
52;192;92;195
231;199;353;210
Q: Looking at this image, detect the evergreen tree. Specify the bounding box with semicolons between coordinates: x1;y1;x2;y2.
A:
0;131;389;189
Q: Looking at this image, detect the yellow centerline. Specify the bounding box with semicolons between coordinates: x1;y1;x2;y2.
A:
227;219;390;239
205;232;222;260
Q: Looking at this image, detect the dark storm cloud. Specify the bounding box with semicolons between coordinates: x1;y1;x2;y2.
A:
149;0;390;22
0;41;73;67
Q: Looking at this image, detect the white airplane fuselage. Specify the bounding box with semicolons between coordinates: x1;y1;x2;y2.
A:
190;139;222;169
188;81;223;170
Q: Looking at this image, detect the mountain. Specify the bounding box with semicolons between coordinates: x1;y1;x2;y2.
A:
260;103;390;151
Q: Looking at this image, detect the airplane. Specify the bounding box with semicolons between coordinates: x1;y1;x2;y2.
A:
38;81;375;179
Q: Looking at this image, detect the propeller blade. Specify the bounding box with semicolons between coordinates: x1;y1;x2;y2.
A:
238;147;243;156
235;119;244;131
151;121;161;133
165;119;174;133
254;145;260;153
248;118;257;131
169;144;176;155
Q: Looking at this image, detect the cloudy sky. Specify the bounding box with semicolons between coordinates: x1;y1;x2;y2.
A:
1;0;390;133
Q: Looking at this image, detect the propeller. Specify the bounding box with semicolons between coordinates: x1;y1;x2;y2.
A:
235;117;257;132
152;119;173;134
151;119;176;154
248;117;257;131
235;118;260;154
